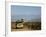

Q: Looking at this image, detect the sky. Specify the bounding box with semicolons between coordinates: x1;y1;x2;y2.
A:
11;5;41;22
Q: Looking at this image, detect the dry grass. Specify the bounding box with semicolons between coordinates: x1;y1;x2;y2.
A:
11;22;41;31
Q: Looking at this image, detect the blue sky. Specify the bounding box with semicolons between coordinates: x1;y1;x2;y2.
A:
11;5;41;22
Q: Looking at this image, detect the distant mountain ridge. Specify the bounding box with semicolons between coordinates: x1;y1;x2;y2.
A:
11;19;41;22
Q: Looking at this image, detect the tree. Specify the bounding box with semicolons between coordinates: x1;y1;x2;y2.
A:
21;19;24;22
